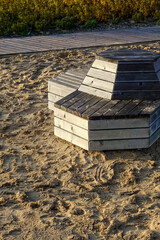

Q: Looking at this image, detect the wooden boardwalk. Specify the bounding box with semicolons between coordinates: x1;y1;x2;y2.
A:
0;26;160;55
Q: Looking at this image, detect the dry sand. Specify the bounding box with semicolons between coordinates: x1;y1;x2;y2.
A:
0;42;160;240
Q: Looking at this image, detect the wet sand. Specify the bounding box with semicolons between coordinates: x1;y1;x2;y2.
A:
0;42;160;240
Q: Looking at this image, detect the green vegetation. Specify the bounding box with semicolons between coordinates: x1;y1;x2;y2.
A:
0;0;159;36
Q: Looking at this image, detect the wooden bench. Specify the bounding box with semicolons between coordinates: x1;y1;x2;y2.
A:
52;49;160;151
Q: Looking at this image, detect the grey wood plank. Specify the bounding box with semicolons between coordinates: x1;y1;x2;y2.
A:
116;100;141;115
90;100;119;119
56;74;84;83
150;117;160;136
48;101;55;111
69;93;95;111
82;99;110;118
103;100;130;116
55;77;81;88
62;92;88;109
117;62;155;72
150;106;160;124
54;107;88;129
89;117;149;130
54;117;88;140
149;127;160;146
78;96;102;115
55;90;80;108
87;68;116;82
141;99;160;116
97;49;159;62
48;79;78;90
79;84;112;99
128;100;152;115
54;126;89;150
48;83;76;97
89;127;149;140
92;59;118;73
116;72;158;82
88;138;149;151
48;92;62;103
112;91;160;100
113;81;160;91
82;76;114;92
154;57;160;72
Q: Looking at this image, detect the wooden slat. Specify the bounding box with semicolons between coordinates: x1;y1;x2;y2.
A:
54;127;88;150
90;100;118;119
89;118;149;130
116;100;141;115
54;117;88;140
97;49;159;62
48;79;78;90
117;62;154;72
88;138;149;151
78;96;102;115
54;78;80;88
48;83;76;97
87;68;116;82
82;99;110;118
149;127;160;146
79;84;112;99
116;72;158;82
150;106;160;124
55;90;80;107
66;70;88;77
54;107;88;129
112;91;160;100
48;92;62;103
89;128;149;140
92;59;117;73
141;100;160;119
154;57;160;72
48;101;55;111
56;74;84;83
103;100;130;116
62;92;89;109
128;100;151;115
150;117;160;136
82;76;114;92
113;81;160;91
69;93;95;111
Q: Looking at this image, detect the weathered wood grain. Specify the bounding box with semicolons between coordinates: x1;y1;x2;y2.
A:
48;92;62;103
55;90;80;108
79;84;112;99
48;83;76;97
150;117;160;135
116;72;158;82
54;107;88;129
48;101;55;111
92;59;117;73
82;76;114;92
149;127;160;146
54;117;88;140
89;127;149;140
89;117;149;129
87;68;116;82
113;81;160;91
88;138;149;151
54;126;88;150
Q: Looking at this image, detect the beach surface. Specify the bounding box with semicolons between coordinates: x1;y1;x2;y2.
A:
0;42;160;240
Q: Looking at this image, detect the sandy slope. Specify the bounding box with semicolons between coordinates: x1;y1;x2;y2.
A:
0;42;160;240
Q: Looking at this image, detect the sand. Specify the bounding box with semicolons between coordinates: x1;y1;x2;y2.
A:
0;42;160;240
